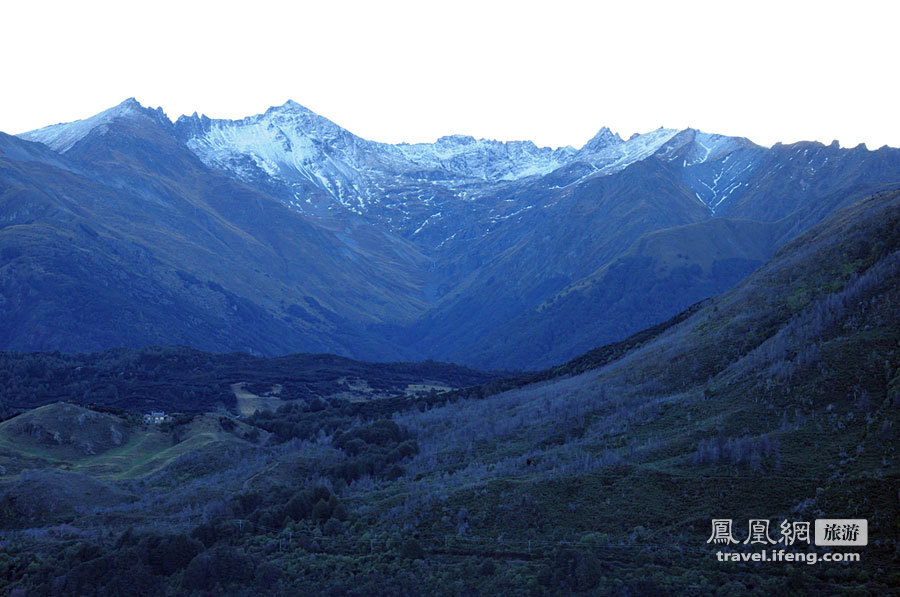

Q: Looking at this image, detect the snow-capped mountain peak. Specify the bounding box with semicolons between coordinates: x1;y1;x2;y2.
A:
173;102;585;217
18;98;167;153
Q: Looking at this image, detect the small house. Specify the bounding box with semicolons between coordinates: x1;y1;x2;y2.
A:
143;411;171;424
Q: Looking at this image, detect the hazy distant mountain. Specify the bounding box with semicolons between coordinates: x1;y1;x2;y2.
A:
6;98;900;368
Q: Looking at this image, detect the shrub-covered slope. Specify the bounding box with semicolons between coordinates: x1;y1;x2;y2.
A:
0;345;498;416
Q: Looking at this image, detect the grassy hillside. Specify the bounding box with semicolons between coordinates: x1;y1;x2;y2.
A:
0;189;897;594
0;403;266;481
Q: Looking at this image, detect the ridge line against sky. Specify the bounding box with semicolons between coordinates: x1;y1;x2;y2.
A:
3;0;899;150
27;96;900;153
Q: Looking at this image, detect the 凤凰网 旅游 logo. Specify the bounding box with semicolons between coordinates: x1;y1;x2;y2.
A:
707;518;867;547
814;519;867;546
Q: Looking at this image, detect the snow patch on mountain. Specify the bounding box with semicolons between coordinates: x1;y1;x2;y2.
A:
678;148;764;213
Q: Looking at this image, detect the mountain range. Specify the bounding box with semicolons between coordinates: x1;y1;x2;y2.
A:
4;98;900;369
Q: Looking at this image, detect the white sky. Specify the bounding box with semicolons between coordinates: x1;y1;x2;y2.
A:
2;0;898;149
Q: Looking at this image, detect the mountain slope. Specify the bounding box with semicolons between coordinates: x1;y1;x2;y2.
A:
400;157;714;367
2;103;433;358
464;216;784;369
9;99;900;370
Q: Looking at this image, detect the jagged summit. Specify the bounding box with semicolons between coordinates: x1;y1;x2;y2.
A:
18;98;168;153
581;127;623;152
110;97;141;112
